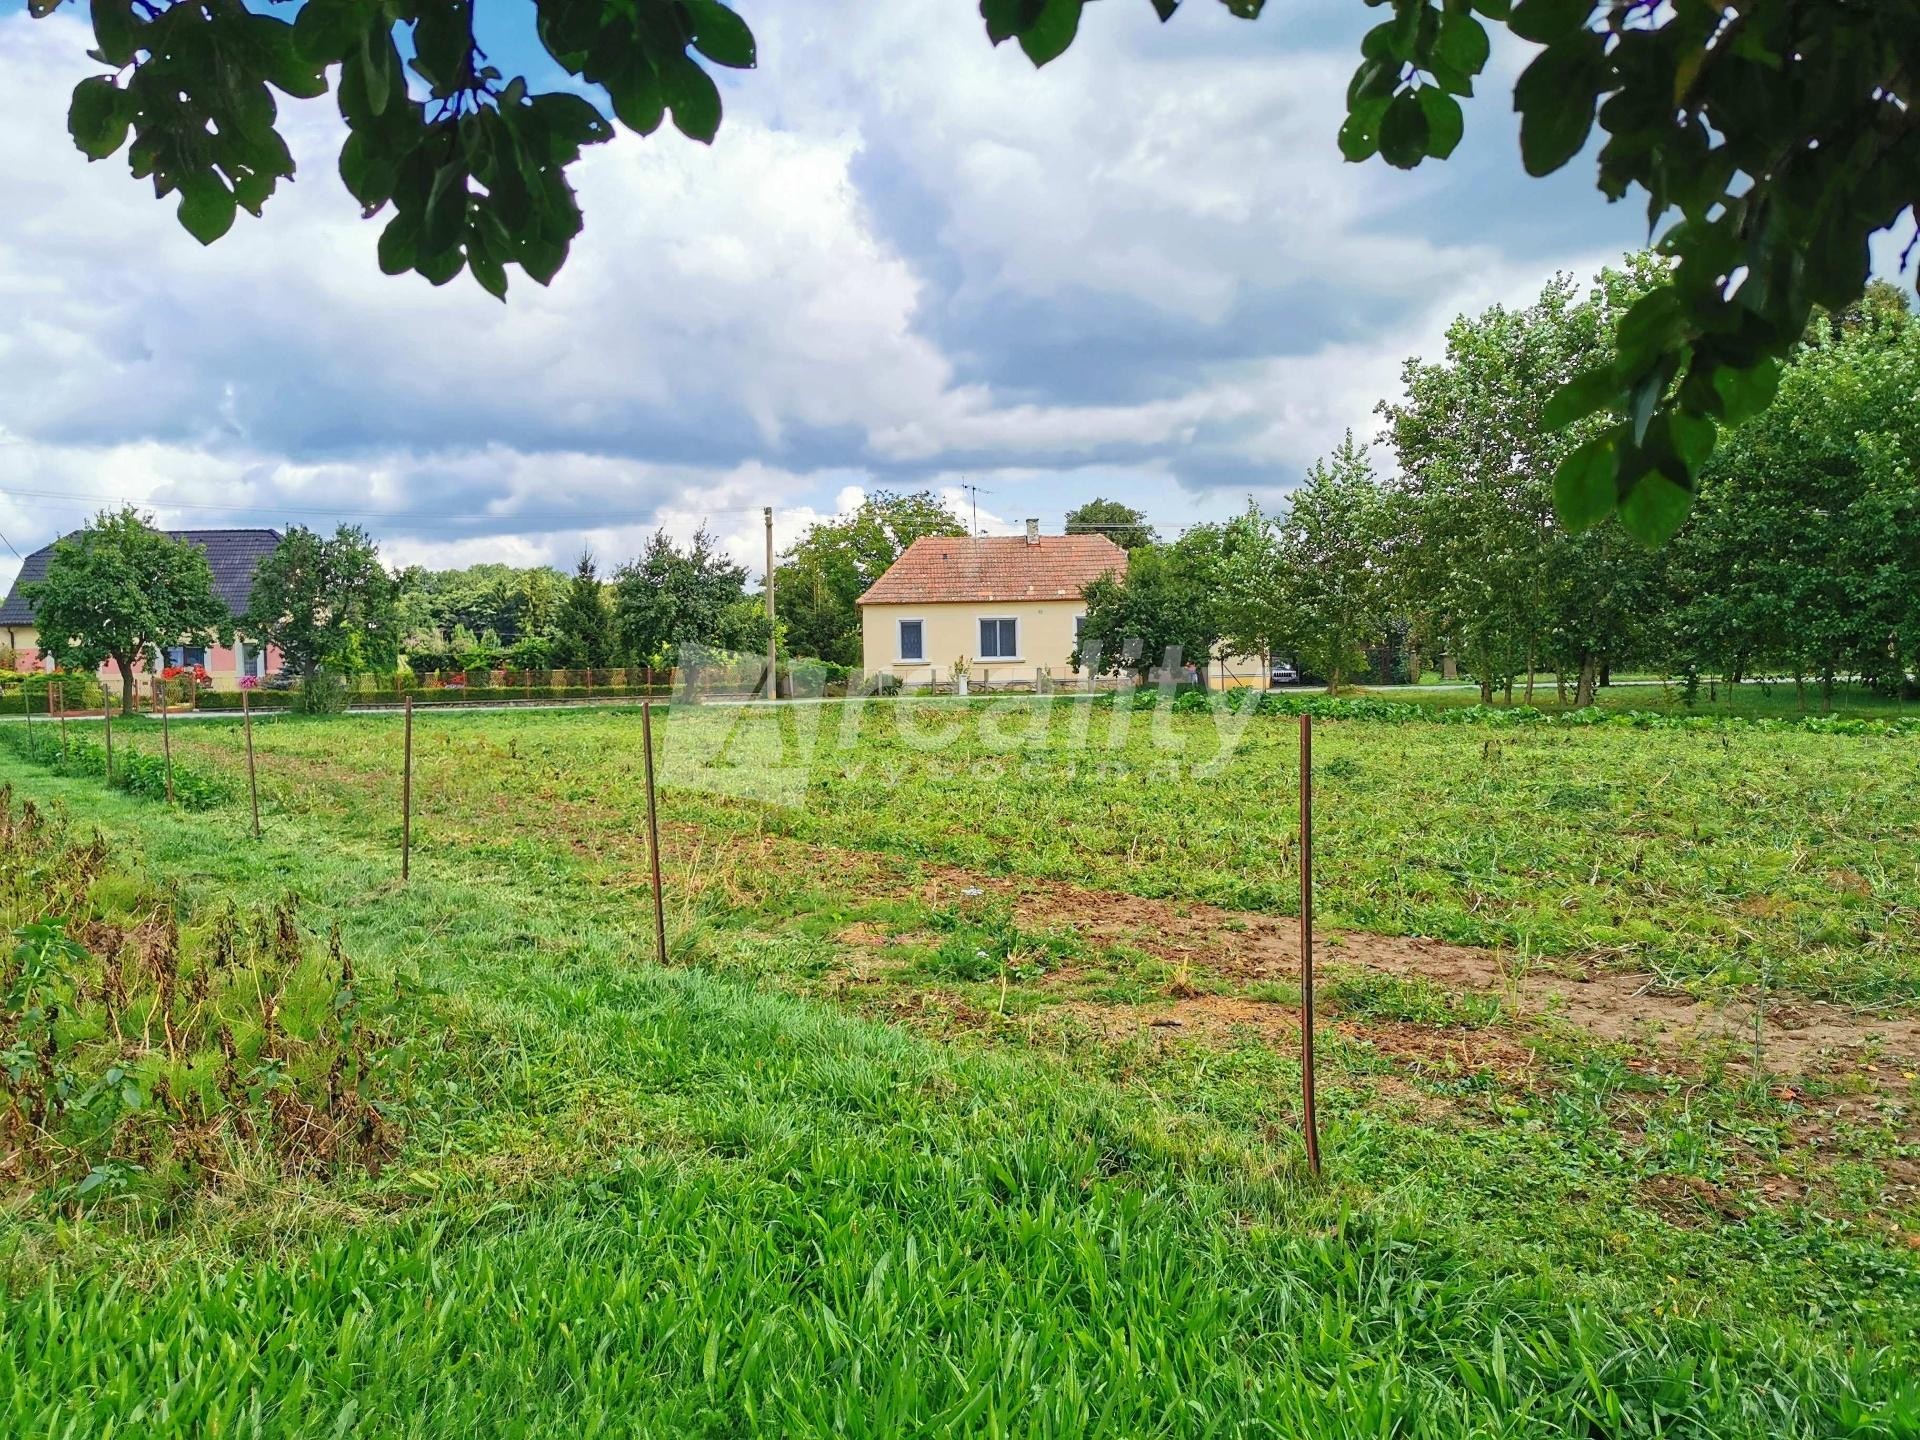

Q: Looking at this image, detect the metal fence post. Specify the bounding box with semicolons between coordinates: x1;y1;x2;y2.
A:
401;694;414;881
156;676;174;804
642;699;667;966
55;682;67;762
102;698;113;784
1299;712;1322;1177
243;686;261;840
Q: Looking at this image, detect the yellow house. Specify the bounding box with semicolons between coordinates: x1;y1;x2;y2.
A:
857;524;1126;686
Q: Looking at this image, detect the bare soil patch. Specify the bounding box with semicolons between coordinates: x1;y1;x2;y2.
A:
686;830;1920;1078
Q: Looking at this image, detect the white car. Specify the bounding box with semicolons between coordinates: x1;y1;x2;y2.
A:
1269;662;1300;687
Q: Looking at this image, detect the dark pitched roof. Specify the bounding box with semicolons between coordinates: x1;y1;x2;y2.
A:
856;534;1128;606
0;528;283;626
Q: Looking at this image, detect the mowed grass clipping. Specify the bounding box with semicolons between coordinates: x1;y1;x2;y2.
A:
148;698;1920;1007
3;708;1917;1437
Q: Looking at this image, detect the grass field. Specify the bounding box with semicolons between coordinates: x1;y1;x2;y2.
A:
1374;676;1917;719
2;698;1916;1436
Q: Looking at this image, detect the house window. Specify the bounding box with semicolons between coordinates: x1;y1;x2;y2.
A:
238;642;269;678
1072;614;1087;672
167;645;207;668
897;619;925;662
978;617;1018;660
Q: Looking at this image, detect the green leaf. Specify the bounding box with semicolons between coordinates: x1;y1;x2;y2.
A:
687;0;757;69
1433;11;1489;76
518;234;569;286
1417;86;1463;160
608;60;666;136
1552;434;1616;533
1378;90;1429;169
377;211;420;276
1338;97;1389;162
90;0;139;66
1017;0;1082;67
1711;359;1781;425
1508;0;1591;44
660;56;722;144
177;173;238;245
1513;33;1605;177
529;92;613;149
468;244;509;301
1543;364;1615;430
423;164;467;255
1669;409;1716;476
68;76;128;161
1617;469;1693;546
417;245;465;286
358;29;393;116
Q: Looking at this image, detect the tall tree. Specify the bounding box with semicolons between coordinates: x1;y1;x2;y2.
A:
1383;262;1659;703
24;509;231;715
551;550;613;670
1276;436;1393;694
776;492;964;666
1065;499;1155;551
38;1;1913;539
1072;528;1233;687
1666;305;1920;707
244;525;400;686
612;525;749;666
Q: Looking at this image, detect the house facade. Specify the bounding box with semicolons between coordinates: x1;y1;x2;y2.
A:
857;524;1127;686
0;528;285;690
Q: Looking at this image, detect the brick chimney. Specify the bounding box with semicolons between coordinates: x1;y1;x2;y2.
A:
1025;518;1040;546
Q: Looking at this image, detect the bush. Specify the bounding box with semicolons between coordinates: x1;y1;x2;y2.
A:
0;724;231;810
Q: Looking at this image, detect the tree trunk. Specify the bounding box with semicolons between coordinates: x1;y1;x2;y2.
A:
1442;653;1459;682
1524;641;1536;704
115;656;136;717
1478;674;1492;704
1575;653;1598;708
1598;660;1611;688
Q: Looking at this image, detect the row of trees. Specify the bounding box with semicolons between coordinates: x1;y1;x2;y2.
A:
1076;268;1920;704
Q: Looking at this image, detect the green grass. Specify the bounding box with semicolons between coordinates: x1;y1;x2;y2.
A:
1370;675;1917;720
1;704;1916;1436
130;696;1920;1007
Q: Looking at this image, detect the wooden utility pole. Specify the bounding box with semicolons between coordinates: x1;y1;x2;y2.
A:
641;699;667;966
401;695;414;881
243;687;261;840
763;506;777;701
1299;713;1321;1176
155;676;174;804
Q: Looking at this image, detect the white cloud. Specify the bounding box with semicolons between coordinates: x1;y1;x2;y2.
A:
0;1;1681;590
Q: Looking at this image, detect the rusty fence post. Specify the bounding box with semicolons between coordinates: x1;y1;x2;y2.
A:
156;676;174;805
102;699;114;784
55;683;67;762
641;699;667;967
1299;711;1322;1177
243;687;261;840
401;694;414;881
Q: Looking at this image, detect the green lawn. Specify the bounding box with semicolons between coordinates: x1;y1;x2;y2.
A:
1;701;1916;1436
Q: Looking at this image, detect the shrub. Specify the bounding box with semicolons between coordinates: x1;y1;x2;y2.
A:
0;724;231;810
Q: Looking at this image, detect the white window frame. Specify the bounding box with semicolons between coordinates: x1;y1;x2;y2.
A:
895;617;928;664
977;615;1020;662
1071;613;1087;672
238;641;270;679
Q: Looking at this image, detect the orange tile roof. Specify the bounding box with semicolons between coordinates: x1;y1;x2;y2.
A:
857;534;1128;606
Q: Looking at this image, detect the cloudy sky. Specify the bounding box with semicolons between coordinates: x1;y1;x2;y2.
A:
1;1;1667;587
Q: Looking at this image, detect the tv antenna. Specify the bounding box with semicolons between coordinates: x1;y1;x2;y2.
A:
956;481;992;535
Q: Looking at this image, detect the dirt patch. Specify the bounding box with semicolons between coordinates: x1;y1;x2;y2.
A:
657;824;1920;1077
